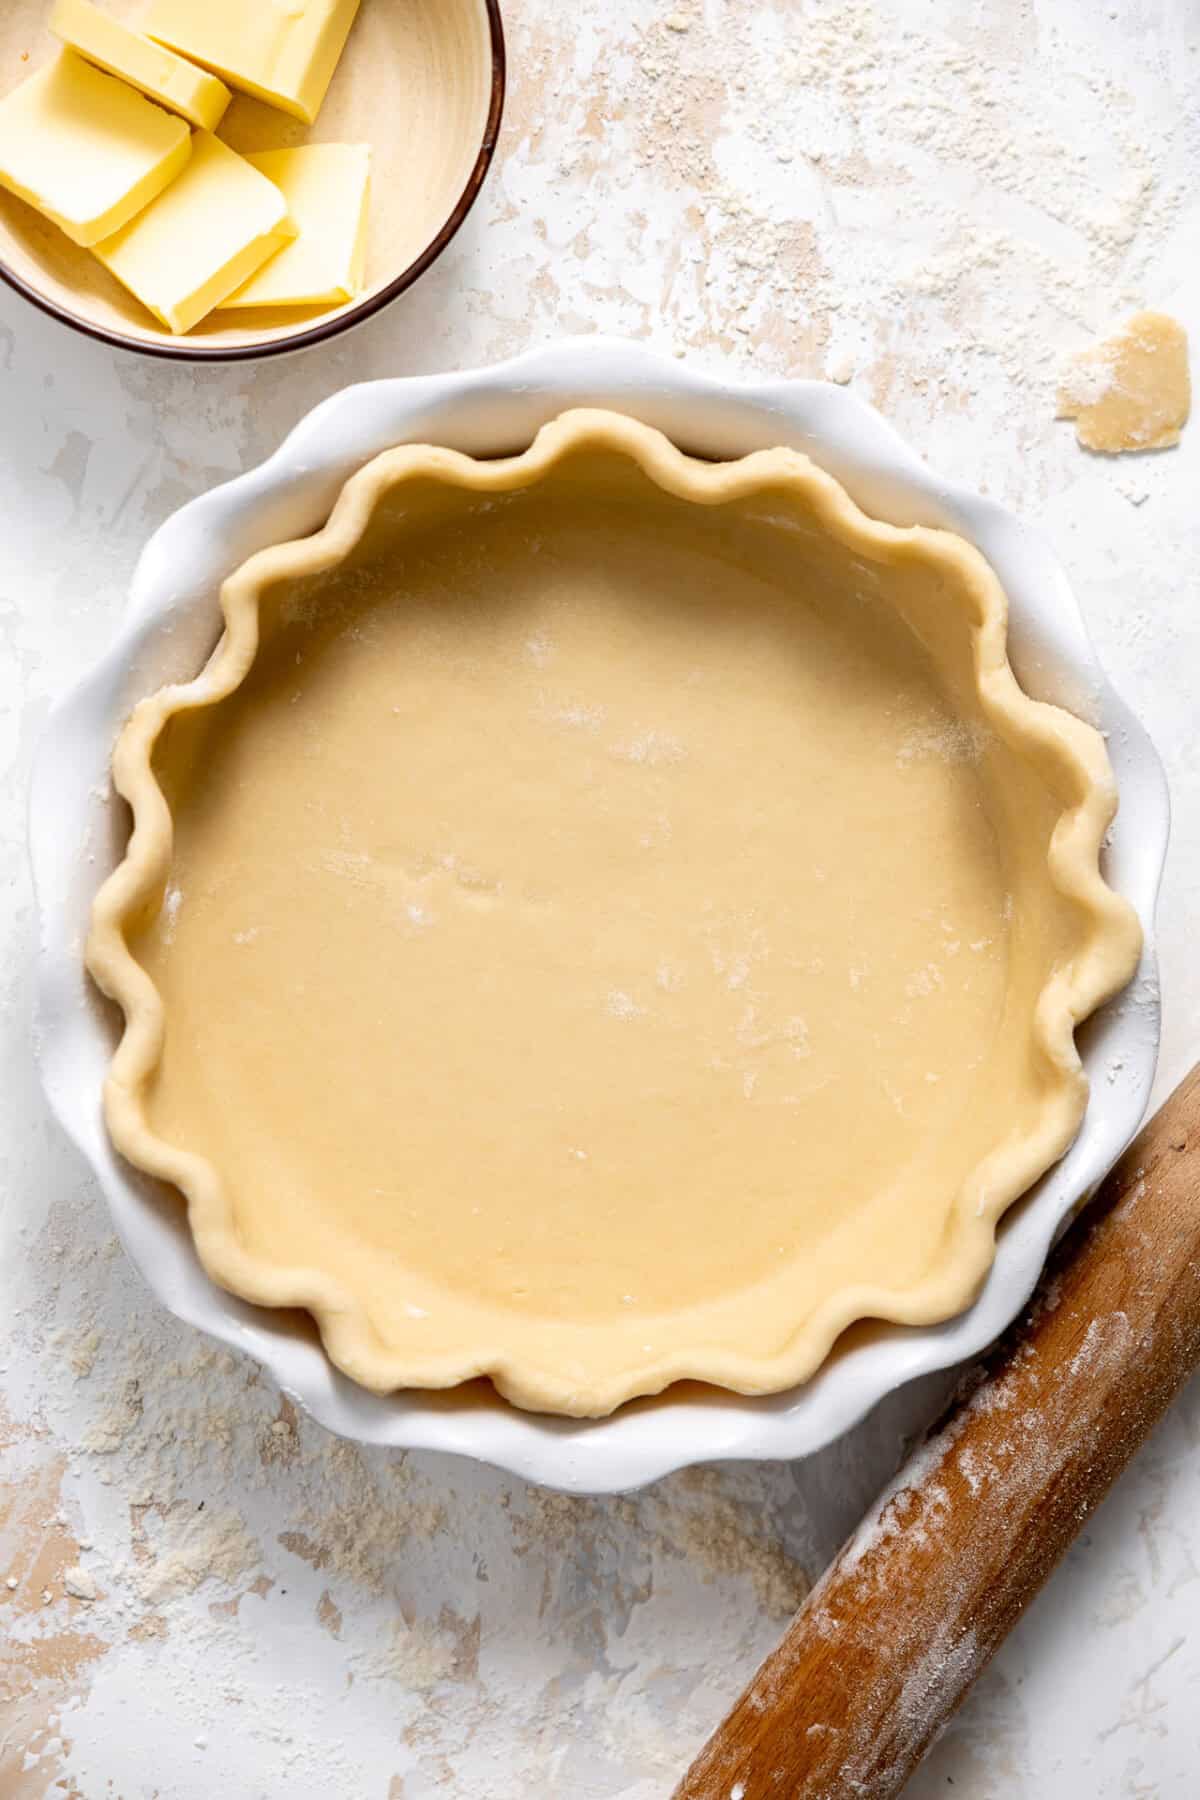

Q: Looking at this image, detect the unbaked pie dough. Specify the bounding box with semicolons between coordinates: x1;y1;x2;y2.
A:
88;411;1141;1416
1057;310;1191;454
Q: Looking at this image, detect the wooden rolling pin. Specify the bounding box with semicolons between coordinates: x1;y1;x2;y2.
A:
677;1062;1200;1800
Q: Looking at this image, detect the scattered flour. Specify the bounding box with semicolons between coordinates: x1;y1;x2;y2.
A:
131;1505;261;1605
160;884;184;942
897;719;987;768
612;728;687;766
63;1566;98;1602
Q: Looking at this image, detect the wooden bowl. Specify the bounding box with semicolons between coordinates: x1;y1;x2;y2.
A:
0;0;505;359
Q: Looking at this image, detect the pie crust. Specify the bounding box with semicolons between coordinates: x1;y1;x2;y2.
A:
87;410;1142;1417
1057;310;1191;454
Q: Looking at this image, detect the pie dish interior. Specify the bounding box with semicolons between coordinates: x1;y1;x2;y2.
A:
86;410;1142;1417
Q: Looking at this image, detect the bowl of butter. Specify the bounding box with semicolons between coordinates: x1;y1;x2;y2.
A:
0;0;504;358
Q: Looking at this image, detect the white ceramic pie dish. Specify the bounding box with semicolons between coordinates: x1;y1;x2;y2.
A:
30;339;1169;1494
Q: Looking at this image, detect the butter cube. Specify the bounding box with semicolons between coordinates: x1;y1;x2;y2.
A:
0;51;191;249
94;132;295;334
145;0;361;125
51;0;231;132
221;145;370;310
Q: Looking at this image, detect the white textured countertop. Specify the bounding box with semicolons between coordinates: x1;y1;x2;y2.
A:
3;2;1199;1793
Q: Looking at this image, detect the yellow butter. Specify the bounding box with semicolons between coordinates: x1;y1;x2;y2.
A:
145;0;361;125
51;0;231;132
94;132;295;334
0;50;191;250
221;144;370;310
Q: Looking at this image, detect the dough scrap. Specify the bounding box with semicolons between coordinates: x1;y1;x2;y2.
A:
1057;310;1191;453
86;411;1142;1416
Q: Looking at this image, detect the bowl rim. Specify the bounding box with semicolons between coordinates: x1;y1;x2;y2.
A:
28;338;1170;1492
0;0;507;364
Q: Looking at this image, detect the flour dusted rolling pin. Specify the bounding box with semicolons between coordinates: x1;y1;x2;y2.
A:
676;1063;1200;1800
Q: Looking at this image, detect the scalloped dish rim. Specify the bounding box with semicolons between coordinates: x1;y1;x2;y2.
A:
84;407;1143;1417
